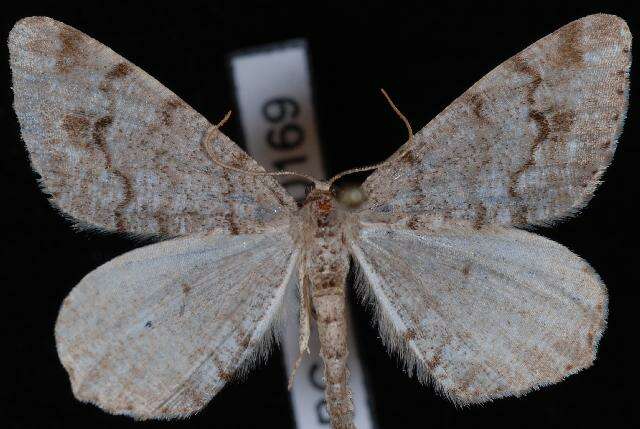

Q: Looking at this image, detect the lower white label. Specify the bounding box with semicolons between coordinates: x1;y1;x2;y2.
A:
229;40;374;429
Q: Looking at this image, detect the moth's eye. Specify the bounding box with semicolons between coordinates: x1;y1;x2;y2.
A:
303;182;315;196
335;183;366;209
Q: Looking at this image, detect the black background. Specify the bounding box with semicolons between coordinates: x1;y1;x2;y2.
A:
2;1;637;428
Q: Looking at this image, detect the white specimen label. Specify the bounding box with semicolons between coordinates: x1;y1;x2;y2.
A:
230;40;374;429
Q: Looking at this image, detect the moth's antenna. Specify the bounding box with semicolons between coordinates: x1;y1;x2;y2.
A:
327;88;414;188
202;111;321;187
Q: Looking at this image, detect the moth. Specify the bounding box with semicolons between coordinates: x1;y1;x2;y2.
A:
9;14;630;429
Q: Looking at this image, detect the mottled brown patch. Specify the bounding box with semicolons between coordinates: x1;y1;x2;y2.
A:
550;110;575;135
553;20;584;68
587;331;594;346
565;364;574;372
61;114;91;142
404;329;417;341
56;25;86;73
510;206;529;225
427;352;442;370
105;62;132;79
407;216;420;230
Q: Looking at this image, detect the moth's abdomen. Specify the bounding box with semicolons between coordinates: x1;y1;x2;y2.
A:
312;285;354;429
307;249;353;429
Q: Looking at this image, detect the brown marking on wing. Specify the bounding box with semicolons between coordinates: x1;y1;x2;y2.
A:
553;20;584;68
550;110;575;135
91;59;141;231
93;116;114;168
239;336;251;349
224;213;240;235
25;20;50;54
105;62;132;79
472;203;487;230
217;369;234;382
404;329;417;341
153;213;170;235
427;350;442;370
159;97;186;127
407;216;420;230
181;283;191;295
401;149;418;165
511;55;542;105
510;205;529;225
56;25;86;74
462;264;471;277
508;55;550;202
527;110;550;148
468;92;488;123
92;115;133;231
209;353;234;383
61;113;91;147
112;171;134;231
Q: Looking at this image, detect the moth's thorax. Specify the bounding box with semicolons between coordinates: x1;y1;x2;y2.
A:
297;189;350;288
302;189;343;228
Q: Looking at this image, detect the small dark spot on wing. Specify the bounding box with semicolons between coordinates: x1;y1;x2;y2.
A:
181;283;191;294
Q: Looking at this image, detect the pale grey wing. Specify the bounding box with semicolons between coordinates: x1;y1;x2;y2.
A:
361;14;631;228
9;17;296;236
349;221;606;403
55;225;299;418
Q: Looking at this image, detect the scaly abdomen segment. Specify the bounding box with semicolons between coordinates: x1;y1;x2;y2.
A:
311;268;353;429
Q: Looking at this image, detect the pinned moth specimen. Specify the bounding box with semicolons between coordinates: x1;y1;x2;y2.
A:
9;14;630;429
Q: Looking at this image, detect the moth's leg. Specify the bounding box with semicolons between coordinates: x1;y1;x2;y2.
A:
288;257;311;389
